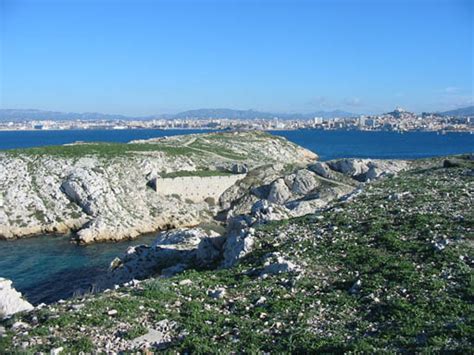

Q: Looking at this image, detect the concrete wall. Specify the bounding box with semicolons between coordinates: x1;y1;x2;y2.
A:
153;174;246;203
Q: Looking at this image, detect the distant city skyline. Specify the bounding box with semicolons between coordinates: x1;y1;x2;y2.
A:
1;0;472;116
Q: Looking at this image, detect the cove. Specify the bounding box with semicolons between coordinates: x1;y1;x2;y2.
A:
0;234;158;305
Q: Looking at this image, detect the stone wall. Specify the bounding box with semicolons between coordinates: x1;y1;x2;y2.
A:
153;174;246;203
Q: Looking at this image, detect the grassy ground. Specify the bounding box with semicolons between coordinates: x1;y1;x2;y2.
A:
1;157;472;352
159;170;235;178
1;131;303;165
4;143;195;158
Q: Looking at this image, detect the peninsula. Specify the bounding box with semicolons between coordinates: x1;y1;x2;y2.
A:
0;131;315;243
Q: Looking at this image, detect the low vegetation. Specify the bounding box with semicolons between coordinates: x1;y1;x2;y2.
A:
159;170;234;178
4;142;195;158
1;156;472;352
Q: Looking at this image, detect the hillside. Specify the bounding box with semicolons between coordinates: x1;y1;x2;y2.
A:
0;131;316;243
1;155;472;352
0;108;357;121
0;109;133;122
172;108;356;119
440;106;474;117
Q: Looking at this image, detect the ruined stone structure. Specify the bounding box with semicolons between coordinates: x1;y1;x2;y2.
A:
152;174;246;203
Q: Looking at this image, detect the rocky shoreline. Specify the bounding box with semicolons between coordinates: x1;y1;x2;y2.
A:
2;132;472;351
0;132;412;301
0;131;407;247
0;131;315;243
1;154;472;352
95;156;409;290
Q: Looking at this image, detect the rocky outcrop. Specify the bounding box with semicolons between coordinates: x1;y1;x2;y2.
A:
289;169;320;195
221;216;254;268
84;155;410;281
223;157;409;222
0;278;33;318
308;162;334;179
99;228;225;288
0;131;316;243
221;200;290;268
325;159;407;182
0;125;408;249
216;158;409;268
267;178;292;204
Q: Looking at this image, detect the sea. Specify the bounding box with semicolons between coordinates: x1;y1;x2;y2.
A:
1;128;473;160
0;129;473;304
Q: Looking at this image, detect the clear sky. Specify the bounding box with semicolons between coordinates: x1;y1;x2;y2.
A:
0;0;472;115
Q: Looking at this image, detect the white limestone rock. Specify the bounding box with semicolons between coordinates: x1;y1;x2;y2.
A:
289;169;320;195
100;228;223;288
130;320;176;350
250;199;289;222
0;131;317;242
0;278;33;318
267;178;292;204
260;253;302;277
221;216;254;268
326;159;407;182
308;162;334;179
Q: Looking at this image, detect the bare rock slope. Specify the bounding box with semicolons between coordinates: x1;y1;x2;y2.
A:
0;131;316;243
97;156;409;288
0;130;408;246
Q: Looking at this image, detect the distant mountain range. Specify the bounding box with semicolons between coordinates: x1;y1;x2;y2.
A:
1;105;472;122
0;109;134;122
170;108;357;120
439;106;474;117
0;108;357;122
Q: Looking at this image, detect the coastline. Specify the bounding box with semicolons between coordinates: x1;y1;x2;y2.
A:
0;127;472;133
1;153;472;352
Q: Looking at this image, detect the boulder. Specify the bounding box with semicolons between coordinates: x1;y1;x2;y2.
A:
290;169;319;195
0;278;33;318
100;228;223;288
221;216;254;268
267;178;292;204
250;199;289;222
259;253;302;277
308;162;333;179
326;159;407;182
231;163;249;174
326;159;368;176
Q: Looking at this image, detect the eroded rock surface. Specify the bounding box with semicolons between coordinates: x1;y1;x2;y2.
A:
217;157;410;268
0;131;316;243
0;278;33;319
325;159;407;182
99;228;224;288
0;128;408;250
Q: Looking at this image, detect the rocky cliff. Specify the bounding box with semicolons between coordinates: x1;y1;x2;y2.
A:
0;131;316;243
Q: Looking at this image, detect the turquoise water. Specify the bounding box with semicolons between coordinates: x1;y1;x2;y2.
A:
0;129;473;304
0;234;158;304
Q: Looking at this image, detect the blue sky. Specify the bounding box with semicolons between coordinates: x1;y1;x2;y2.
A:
0;0;472;115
